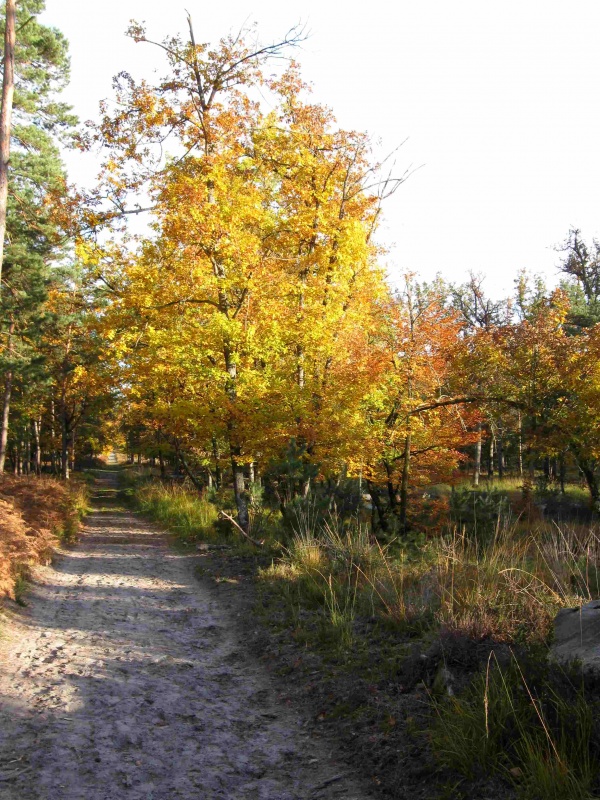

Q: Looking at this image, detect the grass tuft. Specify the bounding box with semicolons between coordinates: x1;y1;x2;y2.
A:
431;652;600;799
134;482;219;544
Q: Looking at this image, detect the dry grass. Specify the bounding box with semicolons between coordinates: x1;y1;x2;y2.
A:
264;512;600;645
0;475;88;600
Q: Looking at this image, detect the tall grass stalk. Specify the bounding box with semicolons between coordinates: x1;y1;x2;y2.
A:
432;650;599;800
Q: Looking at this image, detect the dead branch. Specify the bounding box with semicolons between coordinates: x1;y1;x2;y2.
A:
218;510;264;547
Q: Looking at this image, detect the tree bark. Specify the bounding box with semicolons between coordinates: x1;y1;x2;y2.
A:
24;431;30;475
223;344;249;532
497;426;504;479
211;436;221;489
60;384;71;480
559;454;566;495
0;316;14;473
231;450;249;531
173;439;204;492
488;435;495;478
399;432;412;534
0;367;12;473
517;412;524;478
384;460;397;511
367;480;388;533
69;427;76;474
0;0;15;289
33;417;41;476
61;424;70;479
577;457;600;510
473;422;482;487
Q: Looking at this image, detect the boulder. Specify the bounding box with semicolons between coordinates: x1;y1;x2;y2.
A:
551;600;600;672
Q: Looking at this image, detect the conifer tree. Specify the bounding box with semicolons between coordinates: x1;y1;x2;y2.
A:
0;0;76;472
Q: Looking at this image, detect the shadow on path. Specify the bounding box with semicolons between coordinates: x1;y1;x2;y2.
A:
0;470;366;800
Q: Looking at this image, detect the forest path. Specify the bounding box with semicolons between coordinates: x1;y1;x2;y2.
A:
0;472;366;800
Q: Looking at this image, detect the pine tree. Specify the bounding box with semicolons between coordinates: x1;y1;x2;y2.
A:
0;0;76;472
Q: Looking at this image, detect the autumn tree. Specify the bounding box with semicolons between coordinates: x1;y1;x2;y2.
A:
358;277;477;534
87;20;404;531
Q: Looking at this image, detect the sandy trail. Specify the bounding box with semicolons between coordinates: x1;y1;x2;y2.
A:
0;472;366;800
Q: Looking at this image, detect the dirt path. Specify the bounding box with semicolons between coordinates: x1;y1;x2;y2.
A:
0;472;368;800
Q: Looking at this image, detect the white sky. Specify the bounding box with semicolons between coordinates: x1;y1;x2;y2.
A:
40;0;600;298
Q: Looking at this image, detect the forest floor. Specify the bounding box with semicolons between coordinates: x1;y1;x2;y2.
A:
0;471;371;800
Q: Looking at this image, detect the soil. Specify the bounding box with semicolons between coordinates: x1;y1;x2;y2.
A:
0;471;371;800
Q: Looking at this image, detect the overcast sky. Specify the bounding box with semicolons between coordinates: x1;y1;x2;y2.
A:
40;0;600;297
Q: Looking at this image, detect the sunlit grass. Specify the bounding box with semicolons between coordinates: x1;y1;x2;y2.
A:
134;482;219;544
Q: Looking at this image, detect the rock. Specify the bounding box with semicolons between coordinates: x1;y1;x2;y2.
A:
551;600;600;672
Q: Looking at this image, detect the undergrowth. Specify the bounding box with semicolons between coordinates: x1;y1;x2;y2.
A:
0;474;90;601
130;474;600;798
431;652;600;799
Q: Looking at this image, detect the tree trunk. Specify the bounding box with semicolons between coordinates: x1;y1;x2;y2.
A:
223;344;249;532
50;399;57;474
367;481;388;533
399;432;412;534
0;319;14;473
384;461;397;511
69;428;76;474
61;428;70;479
211;436;221;489
488;435;495;478
559;454;566;495
231;448;249;531
577;458;600;510
0;367;12;473
61;392;70;480
517;412;524;478
544;457;551;483
327;465;346;512
497;426;504;479
473;422;482;487
174;440;204;492
0;0;16;288
296;344;305;388
24;431;30;475
33;417;41;476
